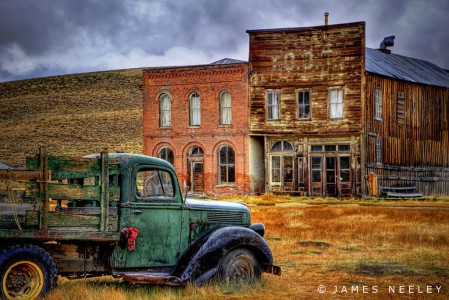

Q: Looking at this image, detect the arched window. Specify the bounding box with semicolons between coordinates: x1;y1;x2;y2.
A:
220;91;232;125
189;93;201;126
190;146;204;156
272;141;294;152
159;94;171;128
158;147;174;166
218;145;235;184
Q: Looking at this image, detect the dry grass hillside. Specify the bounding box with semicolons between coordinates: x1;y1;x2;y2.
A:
0;69;144;166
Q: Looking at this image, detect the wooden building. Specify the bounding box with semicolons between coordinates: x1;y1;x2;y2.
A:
142;59;250;196
247;22;365;197
364;47;449;196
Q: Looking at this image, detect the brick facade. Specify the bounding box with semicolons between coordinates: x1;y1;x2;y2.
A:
142;61;250;196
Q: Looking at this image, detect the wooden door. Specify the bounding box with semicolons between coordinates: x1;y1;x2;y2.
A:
192;162;204;193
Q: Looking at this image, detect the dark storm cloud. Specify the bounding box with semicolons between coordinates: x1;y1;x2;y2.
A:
0;0;448;82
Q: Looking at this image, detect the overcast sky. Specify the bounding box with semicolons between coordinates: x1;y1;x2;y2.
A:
0;0;448;82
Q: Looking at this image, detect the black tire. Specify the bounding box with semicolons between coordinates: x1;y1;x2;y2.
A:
218;248;261;285
0;244;58;300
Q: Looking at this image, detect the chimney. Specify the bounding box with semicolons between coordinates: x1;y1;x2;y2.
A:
379;35;395;54
324;12;329;26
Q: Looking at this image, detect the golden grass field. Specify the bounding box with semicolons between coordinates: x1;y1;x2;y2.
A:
46;196;449;300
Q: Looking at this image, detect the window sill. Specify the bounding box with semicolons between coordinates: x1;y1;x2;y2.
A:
215;184;236;188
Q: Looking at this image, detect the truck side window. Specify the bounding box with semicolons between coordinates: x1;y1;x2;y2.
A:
136;169;174;200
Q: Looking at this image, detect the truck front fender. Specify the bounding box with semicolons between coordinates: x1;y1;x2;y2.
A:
175;226;274;285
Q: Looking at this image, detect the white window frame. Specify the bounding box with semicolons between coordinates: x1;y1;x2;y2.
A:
266;91;280;120
297;90;311;119
329;88;344;119
219;91;232;125
375;88;382;121
159;94;171;128
189;93;201;126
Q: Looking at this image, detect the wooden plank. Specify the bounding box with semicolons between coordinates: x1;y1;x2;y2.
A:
26;156;120;180
0;170;42;181
25;183;120;201
25;210;118;230
0;228;119;242
385;192;423;198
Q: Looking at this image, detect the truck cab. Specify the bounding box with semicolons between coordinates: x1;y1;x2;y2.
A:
0;149;280;299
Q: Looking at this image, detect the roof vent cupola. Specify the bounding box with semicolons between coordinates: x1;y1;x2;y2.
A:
379;35;395;54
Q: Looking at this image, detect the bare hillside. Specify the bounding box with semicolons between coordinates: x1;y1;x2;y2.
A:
0;69;144;166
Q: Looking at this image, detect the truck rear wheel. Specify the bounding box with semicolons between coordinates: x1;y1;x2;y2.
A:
0;244;58;300
218;248;261;285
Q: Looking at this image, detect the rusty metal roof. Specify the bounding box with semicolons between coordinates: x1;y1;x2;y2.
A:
365;48;449;88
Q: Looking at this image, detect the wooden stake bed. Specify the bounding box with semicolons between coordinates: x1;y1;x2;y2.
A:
0;147;121;241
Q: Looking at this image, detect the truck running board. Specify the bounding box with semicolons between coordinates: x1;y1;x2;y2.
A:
122;273;185;286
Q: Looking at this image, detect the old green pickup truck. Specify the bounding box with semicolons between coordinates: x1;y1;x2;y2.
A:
0;148;280;299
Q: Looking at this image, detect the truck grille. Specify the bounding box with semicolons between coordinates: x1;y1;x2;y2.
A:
207;211;243;224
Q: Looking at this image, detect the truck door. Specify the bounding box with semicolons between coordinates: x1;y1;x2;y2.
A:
125;166;183;268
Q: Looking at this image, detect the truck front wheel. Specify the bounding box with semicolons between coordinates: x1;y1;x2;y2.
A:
0;245;58;300
218;248;261;285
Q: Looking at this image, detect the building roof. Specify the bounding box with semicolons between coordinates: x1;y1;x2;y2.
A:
365;47;449;88
0;162;11;169
210;58;247;65
246;21;364;34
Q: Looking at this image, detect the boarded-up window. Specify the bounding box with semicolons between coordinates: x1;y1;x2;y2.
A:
397;92;405;124
220;92;232;125
329;88;343;119
190;93;201;126
159;94;171;128
297;90;311;119
267;91;280;120
375;88;382;120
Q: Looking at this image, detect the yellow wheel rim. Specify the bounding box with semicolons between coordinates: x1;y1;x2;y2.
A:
2;260;44;300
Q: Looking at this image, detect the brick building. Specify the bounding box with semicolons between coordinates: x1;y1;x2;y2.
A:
142;59;250;196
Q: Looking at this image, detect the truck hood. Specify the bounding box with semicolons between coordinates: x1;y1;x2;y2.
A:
185;198;249;213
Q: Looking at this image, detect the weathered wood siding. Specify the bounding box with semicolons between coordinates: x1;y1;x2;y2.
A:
365;74;449;166
364;74;449;195
248;22;365;136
